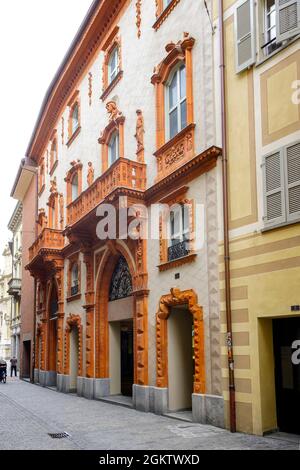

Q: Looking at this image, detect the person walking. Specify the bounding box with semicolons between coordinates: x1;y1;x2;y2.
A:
10;356;17;377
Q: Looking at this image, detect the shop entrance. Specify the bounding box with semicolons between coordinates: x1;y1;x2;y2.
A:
273;317;300;434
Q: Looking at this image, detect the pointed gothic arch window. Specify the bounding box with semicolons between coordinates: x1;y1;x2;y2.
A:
109;256;132;301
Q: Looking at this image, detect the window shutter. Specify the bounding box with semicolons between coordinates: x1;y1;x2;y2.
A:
284;141;300;221
234;0;256;73
262;150;286;227
276;0;300;42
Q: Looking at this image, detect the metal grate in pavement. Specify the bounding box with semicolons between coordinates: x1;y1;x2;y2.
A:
48;432;70;439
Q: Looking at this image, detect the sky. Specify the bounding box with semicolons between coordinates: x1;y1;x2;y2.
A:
0;0;93;269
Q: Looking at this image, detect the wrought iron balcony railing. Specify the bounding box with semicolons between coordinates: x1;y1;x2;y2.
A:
167;240;190;262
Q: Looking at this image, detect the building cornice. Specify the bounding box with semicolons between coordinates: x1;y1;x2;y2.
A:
8;202;23;233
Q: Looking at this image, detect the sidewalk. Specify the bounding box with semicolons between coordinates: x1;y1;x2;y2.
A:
0;378;298;450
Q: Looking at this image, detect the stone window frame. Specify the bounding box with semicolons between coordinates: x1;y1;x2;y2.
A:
67;90;81;147
38;157;45;196
153;0;181;31
151;33;195;150
151;34;196;182
158;186;196;271
65;160;83;206
100;26;123;102
98;105;125;173
49;129;58;176
67;253;81;302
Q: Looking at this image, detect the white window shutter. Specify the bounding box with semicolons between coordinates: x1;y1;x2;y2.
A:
276;0;300;42
234;0;256;73
262;150;286;227
284;141;300;222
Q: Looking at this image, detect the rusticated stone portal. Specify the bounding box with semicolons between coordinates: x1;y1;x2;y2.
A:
156;288;205;394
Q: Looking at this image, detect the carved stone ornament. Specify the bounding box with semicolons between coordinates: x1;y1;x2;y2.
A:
106;101;123;122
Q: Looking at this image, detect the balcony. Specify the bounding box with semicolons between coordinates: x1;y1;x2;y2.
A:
29;228;64;264
154;124;195;182
168;240;190;262
7;278;21;298
67;157;147;227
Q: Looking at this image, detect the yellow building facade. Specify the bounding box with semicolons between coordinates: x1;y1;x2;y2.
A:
214;0;300;435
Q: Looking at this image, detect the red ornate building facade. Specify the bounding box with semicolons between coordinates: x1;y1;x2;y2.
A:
23;0;224;427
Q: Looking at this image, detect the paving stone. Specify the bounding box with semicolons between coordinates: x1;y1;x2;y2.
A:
0;378;298;450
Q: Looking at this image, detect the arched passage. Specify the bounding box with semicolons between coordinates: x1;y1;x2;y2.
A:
95;241;149;400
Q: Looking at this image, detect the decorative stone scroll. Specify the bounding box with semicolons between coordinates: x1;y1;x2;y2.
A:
64;314;83;377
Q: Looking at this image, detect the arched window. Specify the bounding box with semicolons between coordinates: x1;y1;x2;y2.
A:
71;103;79;134
167;64;187;140
108;131;119;166
39;162;45;193
108;46;119;84
50;139;57;170
71;263;79;296
109;257;132;301
71;173;79;202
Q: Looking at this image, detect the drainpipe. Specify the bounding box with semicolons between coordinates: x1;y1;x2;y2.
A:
218;0;236;432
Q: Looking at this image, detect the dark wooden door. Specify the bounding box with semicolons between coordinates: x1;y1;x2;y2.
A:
121;323;133;397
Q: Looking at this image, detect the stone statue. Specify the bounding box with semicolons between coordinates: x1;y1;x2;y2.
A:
135;109;145;153
59;194;64;228
50;177;57;194
87;162;95;186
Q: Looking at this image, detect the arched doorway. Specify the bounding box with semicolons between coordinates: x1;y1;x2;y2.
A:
168;306;194;411
156;288;206;415
65;314;83;394
70;327;79;392
47;281;58;386
108;256;134;397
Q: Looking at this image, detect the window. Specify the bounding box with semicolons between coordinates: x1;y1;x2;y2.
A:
65;160;83;206
108;132;119;166
154;0;182;29
108;47;119;84
262;141;300;228
168;204;190;261
167;65;187;140
71;173;79;202
39;160;45;194
235;0;300;72
71;263;79;296
101;29;123;101
50;138;58;173
72;103;79;134
263;0;282;55
67;91;81;145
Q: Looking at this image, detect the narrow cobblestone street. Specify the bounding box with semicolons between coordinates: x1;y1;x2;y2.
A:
0;379;298;450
